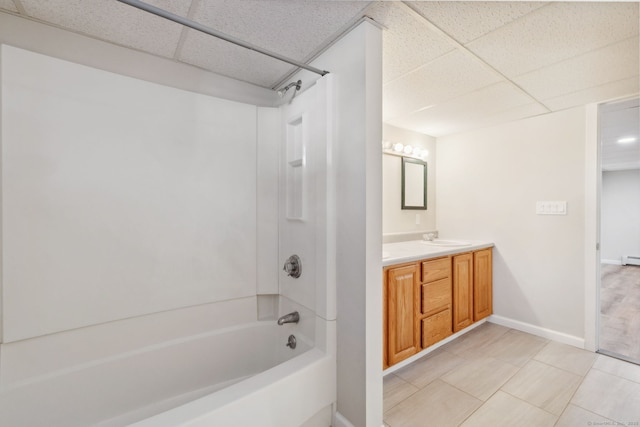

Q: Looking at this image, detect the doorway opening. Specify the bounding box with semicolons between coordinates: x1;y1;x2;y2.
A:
597;97;640;364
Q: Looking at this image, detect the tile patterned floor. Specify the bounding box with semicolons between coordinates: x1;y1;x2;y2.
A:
383;322;640;427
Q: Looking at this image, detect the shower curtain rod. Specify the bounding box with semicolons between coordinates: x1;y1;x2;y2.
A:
116;0;330;80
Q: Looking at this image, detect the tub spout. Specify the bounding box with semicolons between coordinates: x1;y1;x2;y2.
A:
277;311;299;325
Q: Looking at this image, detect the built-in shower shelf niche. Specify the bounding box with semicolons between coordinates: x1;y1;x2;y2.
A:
286;114;306;220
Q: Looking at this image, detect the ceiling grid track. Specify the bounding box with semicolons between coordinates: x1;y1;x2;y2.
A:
399;1;552;114
116;0;330;78
270;6;378;90
172;0;199;61
11;0;26;15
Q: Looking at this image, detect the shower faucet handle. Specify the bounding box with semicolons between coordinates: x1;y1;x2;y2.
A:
283;254;302;278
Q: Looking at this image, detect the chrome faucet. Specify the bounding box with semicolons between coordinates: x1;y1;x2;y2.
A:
423;231;438;241
277;311;300;325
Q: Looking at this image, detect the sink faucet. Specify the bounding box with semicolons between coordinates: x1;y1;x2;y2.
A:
277;311;300;325
423;231;438;241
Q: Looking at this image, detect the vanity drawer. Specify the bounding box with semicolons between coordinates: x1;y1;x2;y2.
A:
421;278;452;316
422;308;452;348
422;257;451;283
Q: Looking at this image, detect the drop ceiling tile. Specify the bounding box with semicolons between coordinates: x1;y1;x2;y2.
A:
365;2;456;83
383;50;503;120
184;0;370;62
407;1;547;44
386;82;547;136
178;0;371;87
515;37;639;102
542;77;640;113
178;29;294;88
20;0;189;58
0;0;18;13
467;2;639;78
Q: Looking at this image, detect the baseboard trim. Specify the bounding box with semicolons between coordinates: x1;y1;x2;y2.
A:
601;259;622;265
333;411;355;427
488;315;585;349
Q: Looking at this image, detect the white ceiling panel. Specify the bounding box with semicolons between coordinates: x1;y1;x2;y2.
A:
542;77;640;113
186;0;370;62
2;1;638;138
383;50;503;120
467;2;639;78
178;0;371;88
515;36;639;101
19;0;190;58
364;2;456;83
386;82;547;137
0;0;17;13
179;29;294;88
407;1;547;44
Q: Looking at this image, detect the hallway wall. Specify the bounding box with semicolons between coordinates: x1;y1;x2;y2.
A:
601;169;640;264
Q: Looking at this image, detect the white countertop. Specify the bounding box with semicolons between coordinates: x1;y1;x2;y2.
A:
382;240;494;267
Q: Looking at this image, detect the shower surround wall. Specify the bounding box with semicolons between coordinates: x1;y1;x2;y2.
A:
0;44;287;425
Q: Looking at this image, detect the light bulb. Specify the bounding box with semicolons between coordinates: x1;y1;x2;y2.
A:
403;145;413;155
393;143;404;152
617;137;637;144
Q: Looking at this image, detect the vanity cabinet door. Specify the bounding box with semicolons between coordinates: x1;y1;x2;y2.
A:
422;308;452;348
385;263;420;366
452;253;474;332
474;248;493;321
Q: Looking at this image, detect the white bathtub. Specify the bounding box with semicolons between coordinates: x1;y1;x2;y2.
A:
127;319;336;427
0;316;336;427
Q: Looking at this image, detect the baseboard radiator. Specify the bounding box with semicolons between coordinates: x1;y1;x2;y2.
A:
622;255;640;266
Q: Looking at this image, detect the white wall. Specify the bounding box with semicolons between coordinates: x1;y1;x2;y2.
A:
0;15;283;426
382;124;436;235
601;169;640;263
1;45;260;342
437;107;588;342
291;20;382;427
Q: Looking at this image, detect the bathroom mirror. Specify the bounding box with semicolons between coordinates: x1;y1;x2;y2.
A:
401;157;427;210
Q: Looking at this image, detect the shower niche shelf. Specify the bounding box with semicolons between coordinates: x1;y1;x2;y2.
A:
286;115;306;220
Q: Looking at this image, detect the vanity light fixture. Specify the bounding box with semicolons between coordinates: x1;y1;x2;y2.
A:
617;136;637;144
382;140;428;161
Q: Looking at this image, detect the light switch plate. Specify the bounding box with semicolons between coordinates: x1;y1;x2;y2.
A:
536;201;567;215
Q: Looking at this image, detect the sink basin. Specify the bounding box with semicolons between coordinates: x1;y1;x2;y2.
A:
421;239;471;247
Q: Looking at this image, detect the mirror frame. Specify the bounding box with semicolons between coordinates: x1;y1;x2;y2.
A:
401;157;427;210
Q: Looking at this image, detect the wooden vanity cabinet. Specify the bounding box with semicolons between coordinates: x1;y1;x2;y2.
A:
383;247;493;369
452;253;474;332
384;263;420;367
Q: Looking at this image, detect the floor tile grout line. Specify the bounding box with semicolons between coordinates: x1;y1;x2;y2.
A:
384;325;630;426
448;356;525;426
498;387;560;419
530;355;594;378
568;401;624;425
382;374;421;415
590;365;640;386
550;353;601;426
